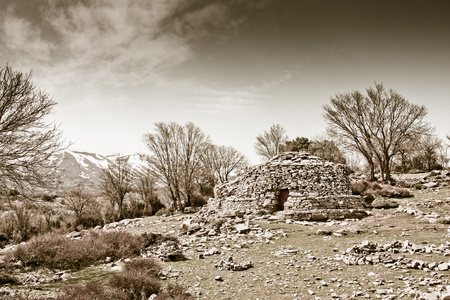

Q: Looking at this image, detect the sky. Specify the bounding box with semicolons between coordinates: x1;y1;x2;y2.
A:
1;0;449;164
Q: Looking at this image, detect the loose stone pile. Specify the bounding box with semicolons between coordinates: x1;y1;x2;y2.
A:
214;255;253;271
206;152;367;220
338;240;450;271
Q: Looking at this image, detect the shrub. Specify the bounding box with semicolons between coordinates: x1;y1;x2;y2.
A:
60;257;191;300
109;271;161;300
60;283;127;300
108;257;163;299
189;194;207;207
0;272;18;285
122;195;146;219
351;180;412;198
12;230;145;270
41;194;57;202
350;180;369;195
155;207;173;216
123;257;162;278
155;282;194;300
141;232;179;248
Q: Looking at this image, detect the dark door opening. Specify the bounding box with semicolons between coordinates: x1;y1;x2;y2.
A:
278;189;289;210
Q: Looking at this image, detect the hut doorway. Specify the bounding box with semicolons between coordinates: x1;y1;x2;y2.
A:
278;189;289;210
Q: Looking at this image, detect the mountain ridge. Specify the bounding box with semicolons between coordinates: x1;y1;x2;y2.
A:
54;150;145;192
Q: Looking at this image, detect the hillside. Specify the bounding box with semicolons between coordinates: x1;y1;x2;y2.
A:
54;150;145;192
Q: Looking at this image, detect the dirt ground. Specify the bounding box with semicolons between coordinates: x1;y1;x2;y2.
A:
1;178;449;299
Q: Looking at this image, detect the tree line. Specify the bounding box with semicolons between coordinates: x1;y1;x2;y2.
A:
1;65;449;217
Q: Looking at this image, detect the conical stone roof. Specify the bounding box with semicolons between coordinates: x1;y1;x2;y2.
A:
208;152;367;221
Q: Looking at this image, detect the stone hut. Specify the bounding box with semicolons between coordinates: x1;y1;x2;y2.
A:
208;152;367;221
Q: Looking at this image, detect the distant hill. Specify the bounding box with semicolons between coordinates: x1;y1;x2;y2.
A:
54;150;145;192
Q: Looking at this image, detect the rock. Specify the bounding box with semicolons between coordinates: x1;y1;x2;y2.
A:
111;265;123;271
183;206;200;214
215;276;223;281
316;229;332;235
437;262;449;271
372;198;399;209
267;215;280;222
235;224;250;234
424;182;438;188
311;212;328;221
214;256;253;271
60;273;72;281
235;211;245;218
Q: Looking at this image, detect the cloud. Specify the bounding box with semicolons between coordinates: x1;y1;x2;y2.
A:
0;0;281;114
247;72;293;93
0;6;52;64
0;0;194;92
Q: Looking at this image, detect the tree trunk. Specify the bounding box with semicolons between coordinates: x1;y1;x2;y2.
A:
385;157;392;183
119;197;123;220
366;158;376;181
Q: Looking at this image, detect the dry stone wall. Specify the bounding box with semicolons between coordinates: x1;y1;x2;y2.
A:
209;152;367;220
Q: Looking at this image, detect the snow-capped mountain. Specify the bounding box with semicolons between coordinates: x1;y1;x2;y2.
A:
55;150;146;191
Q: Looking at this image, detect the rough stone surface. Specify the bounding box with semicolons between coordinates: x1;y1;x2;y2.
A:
205;152;367;220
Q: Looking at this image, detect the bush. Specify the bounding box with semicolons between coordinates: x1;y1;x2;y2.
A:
0;272;18;285
60;283;127;300
155;282;194;300
351;180;369;195
155;207;174;216
109;271;161;300
351;180;412;198
41;194;57;202
12;230;145;270
141;232;179;248
189;194;207;207
60;257;192;300
109;257;163;299
123;257;162;277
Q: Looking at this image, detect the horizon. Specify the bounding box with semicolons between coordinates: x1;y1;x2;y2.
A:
1;0;449;164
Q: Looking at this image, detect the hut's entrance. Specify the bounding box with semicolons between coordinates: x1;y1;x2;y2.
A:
278;189;289;210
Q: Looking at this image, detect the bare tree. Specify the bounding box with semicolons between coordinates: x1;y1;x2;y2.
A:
143;122;209;210
202;144;248;184
100;156;133;220
64;185;93;226
324;83;431;183
308;139;346;164
134;166;163;215
416;135;444;171
0;65;64;193
255;124;288;160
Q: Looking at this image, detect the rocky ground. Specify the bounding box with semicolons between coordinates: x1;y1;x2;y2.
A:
0;172;449;299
